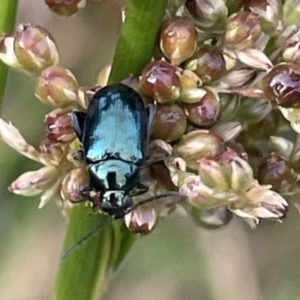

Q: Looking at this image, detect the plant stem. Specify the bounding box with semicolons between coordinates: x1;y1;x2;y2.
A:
109;0;167;83
0;0;19;109
52;1;168;300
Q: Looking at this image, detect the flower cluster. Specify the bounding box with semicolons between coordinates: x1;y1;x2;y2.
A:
3;0;300;234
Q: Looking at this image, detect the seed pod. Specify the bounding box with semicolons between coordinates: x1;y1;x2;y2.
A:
60;168;89;203
159;17;197;65
124;204;157;235
185;45;226;83
45;0;86;16
151;103;187;142
262;63;300;108
35;65;79;107
174;130;225;170
13;23;59;76
225;11;262;51
184;88;220;127
45;109;76;143
140;60;181;103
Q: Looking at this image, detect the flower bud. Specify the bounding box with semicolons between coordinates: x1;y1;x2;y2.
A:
269;136;294;159
151;103;187;142
60;168;89;203
9;166;58;196
262;63;300;108
184;0;228;33
228;156;254;192
184;88;220;127
185;45;226;83
45;0;86;16
198;158;229;191
178;173;216;208
225;11;262;51
214;122;242;142
257;154;291;192
39;139;68;167
174;130;225;170
180;87;207;104
140;60;181;103
283;33;300;64
243;0;282;35
0;118;42;163
159;17;197;65
190;206;232;229
241;185;288;220
45;109;76;143
13;24;59;76
124;204;158;234
35;65;79;107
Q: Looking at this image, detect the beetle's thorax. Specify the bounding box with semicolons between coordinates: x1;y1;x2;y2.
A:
89;160;139;192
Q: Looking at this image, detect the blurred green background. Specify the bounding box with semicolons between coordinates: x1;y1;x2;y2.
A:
1;1;300;300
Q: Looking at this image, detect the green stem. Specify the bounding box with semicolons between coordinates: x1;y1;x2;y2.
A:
0;0;18;108
52;1;167;300
109;0;167;83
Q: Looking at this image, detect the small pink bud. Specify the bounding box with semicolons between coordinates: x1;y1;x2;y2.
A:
35;65;79;107
45;109;76;143
125;204;158;234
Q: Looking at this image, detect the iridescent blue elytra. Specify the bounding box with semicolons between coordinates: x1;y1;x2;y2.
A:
71;83;150;218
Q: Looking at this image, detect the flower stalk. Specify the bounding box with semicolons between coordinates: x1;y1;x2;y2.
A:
51;1;168;300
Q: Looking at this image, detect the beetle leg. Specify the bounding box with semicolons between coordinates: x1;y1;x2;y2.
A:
130;181;149;197
80;184;102;211
70;111;86;141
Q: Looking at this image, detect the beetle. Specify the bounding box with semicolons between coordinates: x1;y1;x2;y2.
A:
71;83;152;219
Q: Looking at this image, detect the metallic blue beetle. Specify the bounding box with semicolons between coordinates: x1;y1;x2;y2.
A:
71;83;151;219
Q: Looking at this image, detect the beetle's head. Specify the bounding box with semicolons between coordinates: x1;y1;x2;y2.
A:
101;191;132;219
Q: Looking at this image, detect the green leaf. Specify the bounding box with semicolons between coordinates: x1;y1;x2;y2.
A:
0;0;18;108
52;0;168;299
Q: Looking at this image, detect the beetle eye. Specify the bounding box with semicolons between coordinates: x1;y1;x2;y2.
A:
123;195;132;208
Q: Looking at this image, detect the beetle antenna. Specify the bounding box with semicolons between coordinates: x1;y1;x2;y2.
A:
127;191;183;214
61;192;183;260
61;216;112;260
